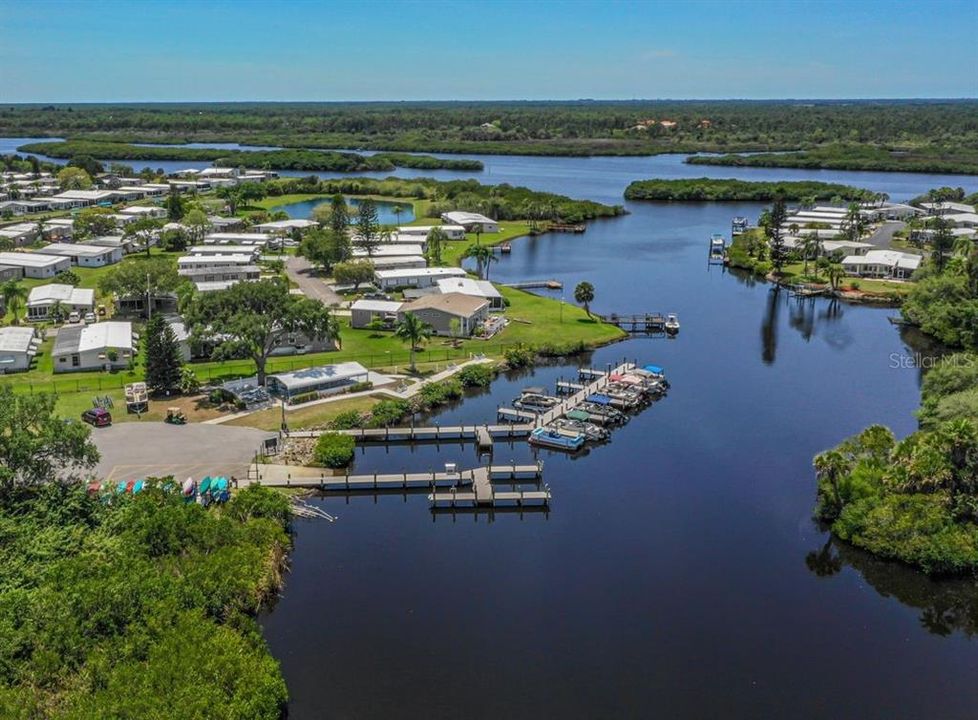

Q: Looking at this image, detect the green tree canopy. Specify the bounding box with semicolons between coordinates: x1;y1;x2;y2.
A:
0;387;99;488
182;279;338;385
74;206;116;240
99;257;183;302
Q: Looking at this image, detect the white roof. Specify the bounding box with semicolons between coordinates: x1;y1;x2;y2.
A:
54;321;133;355
352;244;424;257
0;326;37;354
0;251;68;268
921;201;976;214
253;219;319;231
375;267;466;280
435;277;502;299
270;362;369;392
943;213;978;226
36;242;117;258
178;253;255;266
189;245;259;257
396;224;466;235
194;280;241;292
441;211;496;225
43;218;75;227
27;283;94;307
204;233;273;242
842;250;922;270
51;190;117;201
119;205;160;215
350;299;403;313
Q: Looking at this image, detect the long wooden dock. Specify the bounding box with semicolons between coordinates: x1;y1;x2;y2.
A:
288;424;532;443
248;461;548;508
503;280;563;290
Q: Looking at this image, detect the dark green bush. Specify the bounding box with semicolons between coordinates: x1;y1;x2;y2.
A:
312;432;356;468
458;363;496;388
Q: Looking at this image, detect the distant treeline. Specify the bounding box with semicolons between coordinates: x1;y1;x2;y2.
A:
3;100;976;158
15;140;483;172
263;175;625;224
623;178;876;202
687;143;978;175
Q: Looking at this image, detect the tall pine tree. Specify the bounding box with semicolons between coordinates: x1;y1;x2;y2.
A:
144;314;184;394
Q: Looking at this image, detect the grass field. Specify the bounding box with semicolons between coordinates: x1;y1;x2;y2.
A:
225;395;379;431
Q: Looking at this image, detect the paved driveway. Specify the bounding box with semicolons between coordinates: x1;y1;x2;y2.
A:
92;422;276;483
285;255;343;306
866;220;906;249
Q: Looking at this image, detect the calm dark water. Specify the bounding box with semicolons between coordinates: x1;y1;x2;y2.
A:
259;159;978;719
272;196;415;225
7;134;978;717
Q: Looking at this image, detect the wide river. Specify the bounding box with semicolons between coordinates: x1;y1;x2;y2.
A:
7;137;978;717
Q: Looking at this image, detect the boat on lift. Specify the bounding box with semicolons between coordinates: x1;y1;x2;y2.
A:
665;313;680;334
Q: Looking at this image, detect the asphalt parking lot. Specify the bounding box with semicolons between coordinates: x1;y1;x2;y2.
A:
92;422;277;483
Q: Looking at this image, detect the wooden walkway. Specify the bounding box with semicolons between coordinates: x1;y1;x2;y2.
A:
599;314;667;332
248;461;548;508
288;424;532;443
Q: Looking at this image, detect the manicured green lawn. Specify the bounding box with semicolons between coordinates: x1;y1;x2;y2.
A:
226;395;379;431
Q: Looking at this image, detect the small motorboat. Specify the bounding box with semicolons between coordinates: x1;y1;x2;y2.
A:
665;314;680;334
530;426;586;451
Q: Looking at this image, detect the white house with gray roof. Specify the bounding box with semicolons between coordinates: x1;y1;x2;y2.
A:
0;326;40;373
53;321;135;372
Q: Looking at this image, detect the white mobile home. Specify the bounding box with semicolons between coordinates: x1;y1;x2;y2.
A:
375;267;467;290
0;326;40;373
53;321;134;372
350;299;403;329
439;211;499;233
841;250;922;280
0;252;71;279
27;284;95;321
35;242;123;268
397;224;467;240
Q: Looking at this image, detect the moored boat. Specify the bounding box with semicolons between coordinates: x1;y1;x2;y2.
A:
530;426;586;451
665;314;680;334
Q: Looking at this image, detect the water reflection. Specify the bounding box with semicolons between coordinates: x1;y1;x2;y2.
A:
807;537;978;638
761;287;782;364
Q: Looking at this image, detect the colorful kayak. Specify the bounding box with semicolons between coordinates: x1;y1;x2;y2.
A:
199;476;212;495
132;480;145;494
182;477;196;496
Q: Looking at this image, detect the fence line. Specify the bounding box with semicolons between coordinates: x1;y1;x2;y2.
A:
10;341;534;398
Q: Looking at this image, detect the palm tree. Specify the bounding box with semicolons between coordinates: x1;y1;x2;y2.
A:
802;232;822;277
49;300;65;323
2;281;28;325
827;263;846;291
392;204;404;228
841;203;867;243
464;244;494;279
813;449;849;520
574;281;595;318
395;312;432;372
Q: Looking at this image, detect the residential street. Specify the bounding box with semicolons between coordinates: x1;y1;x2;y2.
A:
285;255;343;306
865;220;906;249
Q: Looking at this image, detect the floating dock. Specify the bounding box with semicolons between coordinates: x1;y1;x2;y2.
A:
600;314;667;333
503;280;564;290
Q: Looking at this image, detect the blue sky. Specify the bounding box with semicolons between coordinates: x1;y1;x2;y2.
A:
1;0;975;102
